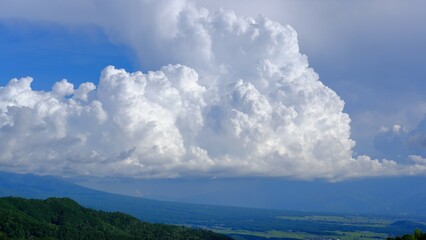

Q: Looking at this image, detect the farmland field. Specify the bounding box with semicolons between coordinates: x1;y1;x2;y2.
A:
207;214;426;240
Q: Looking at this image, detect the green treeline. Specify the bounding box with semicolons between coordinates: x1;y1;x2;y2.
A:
387;229;426;240
0;197;232;240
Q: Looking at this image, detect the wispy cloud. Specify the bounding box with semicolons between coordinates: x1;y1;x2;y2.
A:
374;117;426;162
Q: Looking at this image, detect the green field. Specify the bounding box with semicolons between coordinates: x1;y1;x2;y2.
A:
206;214;426;240
216;228;389;240
277;215;392;228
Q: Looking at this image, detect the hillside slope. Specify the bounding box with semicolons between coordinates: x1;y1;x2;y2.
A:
0;171;284;226
1;172;426;239
0;197;232;240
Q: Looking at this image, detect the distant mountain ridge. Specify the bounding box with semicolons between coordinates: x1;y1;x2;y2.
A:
1;171;291;228
1;171;426;239
1;171;426;217
0;196;231;240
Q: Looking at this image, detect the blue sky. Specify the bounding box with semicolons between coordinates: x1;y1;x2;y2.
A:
0;21;137;90
1;0;426;203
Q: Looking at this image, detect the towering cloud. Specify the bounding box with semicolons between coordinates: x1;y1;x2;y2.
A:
0;0;423;179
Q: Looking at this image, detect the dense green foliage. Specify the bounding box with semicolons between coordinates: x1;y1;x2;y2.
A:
387;229;426;240
0;197;232;240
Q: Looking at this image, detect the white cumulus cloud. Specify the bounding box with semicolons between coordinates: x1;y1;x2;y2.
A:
409;155;426;165
1;0;425;179
374;116;426;162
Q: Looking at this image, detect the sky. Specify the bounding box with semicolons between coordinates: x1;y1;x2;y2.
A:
1;0;426;189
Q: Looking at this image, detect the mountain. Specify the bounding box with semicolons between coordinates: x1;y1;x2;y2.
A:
1;172;426;222
0;171;290;228
0;196;231;240
1;171;426;239
70;175;426;215
0;171;266;225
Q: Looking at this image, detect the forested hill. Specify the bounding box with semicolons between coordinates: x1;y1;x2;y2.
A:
0;197;232;240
